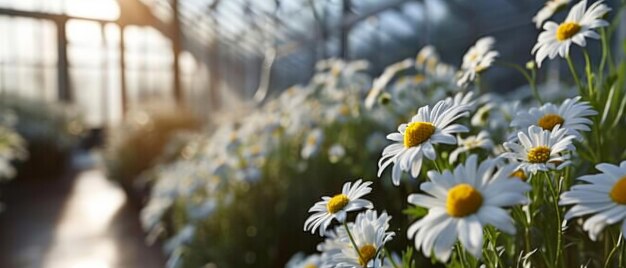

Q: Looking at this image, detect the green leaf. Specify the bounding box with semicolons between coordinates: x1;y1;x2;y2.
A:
402;205;428;219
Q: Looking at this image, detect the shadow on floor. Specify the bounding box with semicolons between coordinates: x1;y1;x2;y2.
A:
0;155;164;268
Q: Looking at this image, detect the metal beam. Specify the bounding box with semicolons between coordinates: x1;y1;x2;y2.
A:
56;18;71;102
0;7;113;23
119;25;128;115
172;0;183;103
342;0;413;28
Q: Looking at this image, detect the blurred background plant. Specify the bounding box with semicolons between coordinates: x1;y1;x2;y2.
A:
0;109;27;181
0;94;84;178
103;102;202;200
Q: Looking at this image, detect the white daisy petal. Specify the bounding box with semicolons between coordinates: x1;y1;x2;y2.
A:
407;155;529;262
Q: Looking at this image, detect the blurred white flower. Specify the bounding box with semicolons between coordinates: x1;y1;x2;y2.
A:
533;0;571;29
533;0;611;67
407;155;530;262
302;128;325;159
328;143;346;163
449;131;494;164
285;252;322;268
164;224;196;254
457;37;499;87
365;59;414;110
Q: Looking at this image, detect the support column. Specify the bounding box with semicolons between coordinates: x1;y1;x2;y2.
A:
119;24;128;115
339;0;351;59
172;0;183;104
56;18;71;102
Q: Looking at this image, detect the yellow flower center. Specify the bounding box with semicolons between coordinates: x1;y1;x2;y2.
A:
446;184;483;217
404;122;435;148
610;177;626;205
527;146;551;163
556;22;581;41
306;135;318;145
413;74;425;84
305;265;317;268
468;52;478;62
327;194;350;214
510;169;528;181
537;113;565;131
358;244;377;266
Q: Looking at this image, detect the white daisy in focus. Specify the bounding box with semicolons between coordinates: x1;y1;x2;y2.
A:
285;252;322;268
511;96;597;139
533;0;571;29
449;131;494;164
502;125;576;174
532;0;611;68
378;100;471;186
560;161;626;241
304;179;374;236
407;155;530;262
457;37;499;87
325;210;394;268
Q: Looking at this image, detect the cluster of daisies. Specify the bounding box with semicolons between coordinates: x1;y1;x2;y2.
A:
297;0;626;266
300;180;396;268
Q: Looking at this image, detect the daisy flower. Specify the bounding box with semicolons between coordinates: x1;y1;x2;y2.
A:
511;96;597;139
533;0;571;29
364;59;413;109
378;100;471;186
304;179;374;236
445;91;476;110
560;161;626;241
501;125;576;174
324;210;394;268
449;131;494;164
302;128;324;159
532;0;611;68
407;155;530;262
415;45;439;71
286;252;322;268
457;37;499;87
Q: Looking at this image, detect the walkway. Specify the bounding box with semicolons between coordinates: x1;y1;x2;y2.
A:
0;152;164;268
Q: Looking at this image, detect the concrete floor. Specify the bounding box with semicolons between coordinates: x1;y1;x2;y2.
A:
0;154;164;268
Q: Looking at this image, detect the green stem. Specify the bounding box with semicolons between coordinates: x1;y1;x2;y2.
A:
457;244;468;268
433;160;443;173
343;221;363;261
583;49;595;100
599;28;609;84
545;172;564;267
486;227;504;268
566;55;584;96
605;233;622;268
384;248;399;268
496;61;542;104
514;206;532;257
475;73;484;95
618;231;626;267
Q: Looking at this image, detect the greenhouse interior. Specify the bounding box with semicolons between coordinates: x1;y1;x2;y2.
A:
3;0;626;267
